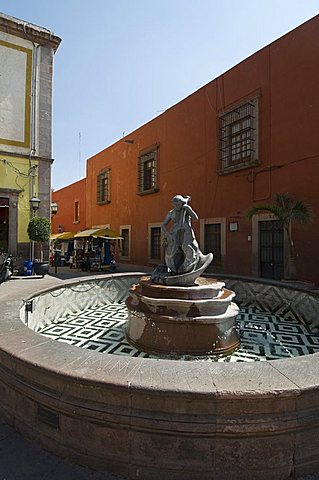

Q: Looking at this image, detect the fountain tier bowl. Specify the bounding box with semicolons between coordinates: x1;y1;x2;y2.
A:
125;276;240;356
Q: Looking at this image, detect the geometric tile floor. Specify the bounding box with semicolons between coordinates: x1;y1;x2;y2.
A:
39;303;319;362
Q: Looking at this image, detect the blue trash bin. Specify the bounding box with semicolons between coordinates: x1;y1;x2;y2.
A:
24;260;33;276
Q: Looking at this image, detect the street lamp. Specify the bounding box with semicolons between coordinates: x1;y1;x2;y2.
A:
29;195;40;263
51;202;58;216
30;195;41;213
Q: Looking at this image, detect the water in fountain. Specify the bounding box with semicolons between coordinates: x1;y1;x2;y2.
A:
38;302;319;362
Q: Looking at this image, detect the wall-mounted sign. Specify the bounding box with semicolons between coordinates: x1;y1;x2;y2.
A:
229;221;239;232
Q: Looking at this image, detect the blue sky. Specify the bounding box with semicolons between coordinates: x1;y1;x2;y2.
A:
1;1;318;190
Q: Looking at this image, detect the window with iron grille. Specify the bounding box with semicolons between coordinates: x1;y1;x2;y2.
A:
138;146;158;194
97;169;111;204
150;226;161;260
204;223;221;265
74;201;79;223
121;228;130;257
219;99;258;173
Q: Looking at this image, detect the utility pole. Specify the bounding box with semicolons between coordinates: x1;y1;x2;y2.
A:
78;131;82;180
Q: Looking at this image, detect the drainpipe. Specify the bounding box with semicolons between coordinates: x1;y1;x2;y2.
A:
24;23;40;261
23;23;40;206
29;43;40;197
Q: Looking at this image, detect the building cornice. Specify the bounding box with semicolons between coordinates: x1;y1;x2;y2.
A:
0;187;23;194
0;12;61;52
0;150;55;163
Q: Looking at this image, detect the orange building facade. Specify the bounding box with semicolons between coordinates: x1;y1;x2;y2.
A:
52;16;319;285
52;178;86;234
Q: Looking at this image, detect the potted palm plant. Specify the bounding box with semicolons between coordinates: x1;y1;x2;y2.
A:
247;193;313;280
27;217;51;276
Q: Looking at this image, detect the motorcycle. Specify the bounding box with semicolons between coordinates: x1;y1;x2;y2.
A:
0;253;14;284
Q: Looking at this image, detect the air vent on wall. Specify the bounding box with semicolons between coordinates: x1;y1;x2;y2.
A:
37;404;60;429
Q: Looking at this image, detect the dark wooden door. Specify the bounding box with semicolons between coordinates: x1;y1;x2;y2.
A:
259;220;284;280
204;223;221;263
0;198;9;252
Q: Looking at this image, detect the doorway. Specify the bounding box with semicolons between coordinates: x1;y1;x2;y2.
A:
259;220;284;280
0;198;9;252
204;223;221;270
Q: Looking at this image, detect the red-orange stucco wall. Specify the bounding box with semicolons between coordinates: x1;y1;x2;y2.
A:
51;178;86;234
56;16;319;285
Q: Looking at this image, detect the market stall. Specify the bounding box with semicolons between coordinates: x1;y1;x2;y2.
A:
73;227;122;271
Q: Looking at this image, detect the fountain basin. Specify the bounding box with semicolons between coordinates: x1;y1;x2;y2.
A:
0;273;319;479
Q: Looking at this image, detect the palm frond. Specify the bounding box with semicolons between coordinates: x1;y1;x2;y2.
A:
246;203;284;222
290;200;314;225
246;193;313;227
274;193;293;210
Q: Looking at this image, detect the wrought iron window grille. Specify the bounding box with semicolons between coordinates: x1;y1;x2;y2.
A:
137;146;159;194
97;169;111;204
219;100;258;173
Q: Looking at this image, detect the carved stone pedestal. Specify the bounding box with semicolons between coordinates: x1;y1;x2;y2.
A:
125;276;240;356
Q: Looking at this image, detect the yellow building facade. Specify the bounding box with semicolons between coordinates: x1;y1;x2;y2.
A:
0;13;61;260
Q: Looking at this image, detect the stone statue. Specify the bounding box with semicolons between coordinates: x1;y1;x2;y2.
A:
151;195;213;286
162;195;200;274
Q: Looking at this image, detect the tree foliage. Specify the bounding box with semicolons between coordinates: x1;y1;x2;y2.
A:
27;217;51;243
247;193;313;279
246;193;313;228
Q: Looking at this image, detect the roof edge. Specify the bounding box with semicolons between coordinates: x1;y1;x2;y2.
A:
0;12;61;51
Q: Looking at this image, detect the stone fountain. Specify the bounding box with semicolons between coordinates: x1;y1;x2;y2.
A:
126;195;240;356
